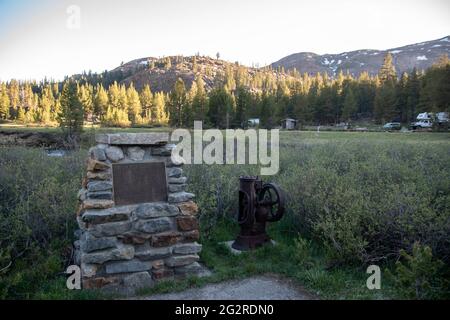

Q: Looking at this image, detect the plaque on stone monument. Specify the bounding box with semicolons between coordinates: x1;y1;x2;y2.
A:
112;162;167;205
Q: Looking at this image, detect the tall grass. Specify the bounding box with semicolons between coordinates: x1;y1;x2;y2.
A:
0;147;86;299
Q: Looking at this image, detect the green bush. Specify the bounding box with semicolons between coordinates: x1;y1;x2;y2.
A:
293;235;315;268
0;147;85;298
389;242;450;299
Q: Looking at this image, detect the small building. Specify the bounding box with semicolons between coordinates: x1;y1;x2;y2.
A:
281;118;297;130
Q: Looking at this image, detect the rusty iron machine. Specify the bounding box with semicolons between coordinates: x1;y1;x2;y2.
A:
232;176;286;251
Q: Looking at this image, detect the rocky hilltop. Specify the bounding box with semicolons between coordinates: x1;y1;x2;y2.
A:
112;56;294;92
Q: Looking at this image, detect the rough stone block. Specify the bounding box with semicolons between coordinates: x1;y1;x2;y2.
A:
81;244;134;264
89;220;132;237
167;167;183;178
135;246;172;261
168;192;195;203
173;242;202;255
80;233;117;253
83;276;119;289
96;133;169;145
87;171;111;180
87;191;113;200
86;158;110;171
182;230;200;242
127;146;145;161
151;260;165;269
105;259;152;274
151;144;175;156
152;268;174;280
118;234;148;245
176;216;199;231
89;147;106;161
87;181;113;192
168;184;186;193
77;188;87;201
82;207;130;224
134;217;173;234
77;216;87;231
82;199;114;210
105;146;124;162
177;201;199;216
151;232;182;247
133;202;179;219
81;263;98;278
165;254;199;267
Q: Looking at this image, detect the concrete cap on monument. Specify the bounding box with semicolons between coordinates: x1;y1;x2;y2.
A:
95;133;170;146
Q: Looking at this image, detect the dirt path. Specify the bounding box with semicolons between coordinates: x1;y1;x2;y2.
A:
137;275;317;300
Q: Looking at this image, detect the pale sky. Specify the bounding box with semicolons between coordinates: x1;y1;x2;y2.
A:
0;0;449;81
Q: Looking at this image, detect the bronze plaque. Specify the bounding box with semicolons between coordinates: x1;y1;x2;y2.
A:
112;162;167;205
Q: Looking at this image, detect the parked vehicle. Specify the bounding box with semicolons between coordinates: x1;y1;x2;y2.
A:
410;112;449;130
411;112;434;130
383;122;401;130
435;112;449;130
411;119;433;129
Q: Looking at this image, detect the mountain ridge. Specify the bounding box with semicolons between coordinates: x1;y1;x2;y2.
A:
271;35;450;76
90;35;450;93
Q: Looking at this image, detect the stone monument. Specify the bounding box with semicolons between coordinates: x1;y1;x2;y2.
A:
74;133;205;295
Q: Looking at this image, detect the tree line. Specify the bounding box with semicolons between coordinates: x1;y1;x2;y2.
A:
0;53;449;128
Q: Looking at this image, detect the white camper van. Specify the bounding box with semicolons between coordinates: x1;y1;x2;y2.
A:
410;112;449;130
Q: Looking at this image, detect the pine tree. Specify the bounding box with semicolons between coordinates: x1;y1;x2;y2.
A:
379;53;397;83
93;84;109;121
207;87;234;128
8;80;20;119
374;81;397;123
58;81;84;144
37;85;54;124
191;76;208;122
395;73;409;123
140;84;153;121
168;78;187;127
118;84;128;111
342;88;358;121
108;82;120;109
260;93;275;128
78;83;93;120
0;83;10;120
153;92;168;124
127;84;142;124
419;60;450;113
405;68;420;122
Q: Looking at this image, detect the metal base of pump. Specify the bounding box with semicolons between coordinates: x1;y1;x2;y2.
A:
231;233;272;251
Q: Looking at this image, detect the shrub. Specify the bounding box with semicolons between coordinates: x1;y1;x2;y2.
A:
293;235;314;268
0;147;85;298
389;242;450;299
